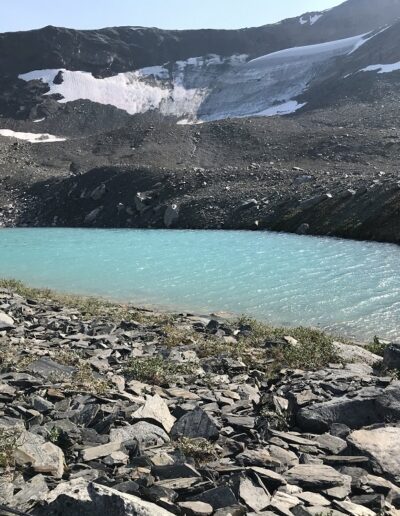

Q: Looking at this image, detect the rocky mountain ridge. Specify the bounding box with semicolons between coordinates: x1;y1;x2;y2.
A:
0;0;400;241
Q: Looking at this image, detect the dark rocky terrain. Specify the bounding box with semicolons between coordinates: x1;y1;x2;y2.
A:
1;280;400;515
0;0;400;242
1;97;400;243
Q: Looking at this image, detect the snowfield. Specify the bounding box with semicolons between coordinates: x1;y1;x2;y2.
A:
360;62;400;74
0;129;66;143
18;32;375;123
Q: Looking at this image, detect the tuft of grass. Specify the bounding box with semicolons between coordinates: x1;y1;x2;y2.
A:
365;336;387;357
124;356;195;386
0;340;35;373
0;428;20;469
65;363;110;395
47;427;61;445
236;316;338;371
176;437;217;464
162;324;194;348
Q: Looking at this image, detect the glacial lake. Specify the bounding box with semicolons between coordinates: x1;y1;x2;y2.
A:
0;228;399;340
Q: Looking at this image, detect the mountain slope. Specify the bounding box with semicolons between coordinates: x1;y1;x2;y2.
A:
1;0;400;243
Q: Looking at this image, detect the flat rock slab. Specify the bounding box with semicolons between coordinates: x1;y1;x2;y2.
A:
297;385;400;432
27;357;76;379
82;442;122;462
34;478;174;515
110;421;170;448
285;464;351;491
347;426;400;479
239;475;271;512
334;342;382;366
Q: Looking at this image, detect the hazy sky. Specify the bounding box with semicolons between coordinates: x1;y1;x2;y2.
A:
2;0;344;32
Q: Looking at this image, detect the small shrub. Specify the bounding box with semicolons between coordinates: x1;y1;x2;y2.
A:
66;363;110;394
236;317;338;371
0;428;20;469
124;357;195;386
365;336;387;357
162;324;194;348
176;437;217;464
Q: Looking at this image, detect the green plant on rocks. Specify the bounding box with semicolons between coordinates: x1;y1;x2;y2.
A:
124;356;195;386
365;336;387;357
66;363;110;395
176;437;217;464
0;278;169;324
236;316;339;371
0;428;19;470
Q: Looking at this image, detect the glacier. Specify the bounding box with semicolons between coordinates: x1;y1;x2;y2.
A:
18;33;371;123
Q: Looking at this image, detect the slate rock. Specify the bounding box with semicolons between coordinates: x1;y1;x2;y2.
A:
239;475;271;512
310;433;347;455
236;449;282;469
171;407;220;440
0;310;15;329
12;474;49;508
152;463;201;480
34;478;174;515
347;426;400;479
296;388;381;432
192;486;237;510
27;357;76;379
110;421;170;448
285;464;351;491
383;342;400;369
16;431;64;479
178;501;213;515
82;442;122;462
132;394;176;433
334;500;375;516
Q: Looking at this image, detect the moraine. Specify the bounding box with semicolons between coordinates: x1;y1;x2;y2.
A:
1;227;400;340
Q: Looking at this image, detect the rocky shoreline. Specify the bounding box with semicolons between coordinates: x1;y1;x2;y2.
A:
0;279;400;515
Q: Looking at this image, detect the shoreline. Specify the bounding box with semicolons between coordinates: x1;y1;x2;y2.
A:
1;279;399;515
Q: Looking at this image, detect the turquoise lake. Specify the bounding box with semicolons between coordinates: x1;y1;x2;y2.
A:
0;228;399;340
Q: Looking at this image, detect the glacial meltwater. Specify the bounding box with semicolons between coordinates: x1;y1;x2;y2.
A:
1;228;399;340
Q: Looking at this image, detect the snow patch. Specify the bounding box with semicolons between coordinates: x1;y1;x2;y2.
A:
253;101;306;117
33;118;45;123
360;62;400;74
0;129;65;143
299;13;323;25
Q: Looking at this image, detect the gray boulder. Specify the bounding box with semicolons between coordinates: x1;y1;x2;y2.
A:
297;384;400;432
110;421;170;449
347;427;400;480
171;407;220;440
383;343;400;369
0;310;14;330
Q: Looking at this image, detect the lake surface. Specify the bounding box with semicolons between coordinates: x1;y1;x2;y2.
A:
1;228;399;340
